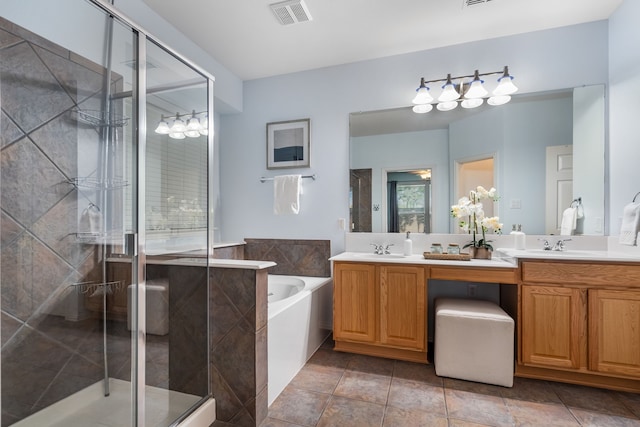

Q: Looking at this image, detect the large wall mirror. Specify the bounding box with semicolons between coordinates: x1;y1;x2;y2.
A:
349;85;605;235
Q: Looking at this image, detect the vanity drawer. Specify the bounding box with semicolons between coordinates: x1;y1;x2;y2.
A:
521;261;640;287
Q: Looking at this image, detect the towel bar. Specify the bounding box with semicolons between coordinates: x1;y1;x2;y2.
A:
260;174;316;183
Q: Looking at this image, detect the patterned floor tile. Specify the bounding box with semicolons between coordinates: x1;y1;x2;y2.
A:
316;395;384;427
445;388;514;427
268;387;330;426
333;370;391;404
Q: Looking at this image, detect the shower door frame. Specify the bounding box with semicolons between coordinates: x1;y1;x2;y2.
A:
86;1;216;425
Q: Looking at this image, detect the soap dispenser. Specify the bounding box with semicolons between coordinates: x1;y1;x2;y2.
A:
403;231;413;256
514;224;526;250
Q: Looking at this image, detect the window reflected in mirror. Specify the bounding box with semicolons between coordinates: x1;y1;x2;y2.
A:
388;170;432;233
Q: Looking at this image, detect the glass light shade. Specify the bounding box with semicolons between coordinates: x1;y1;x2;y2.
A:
487;95;511;106
170;117;186;133
493;75;518;96
184;130;201;138
461;98;484;109
465;79;488;99
169;132;186;139
186;116;202;131
438;83;460;102
199;115;209;135
154;120;170;134
412;104;433;114
412;86;433;104
436;101;458;111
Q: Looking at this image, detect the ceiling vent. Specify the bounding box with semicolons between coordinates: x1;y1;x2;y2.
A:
270;0;312;25
463;0;494;7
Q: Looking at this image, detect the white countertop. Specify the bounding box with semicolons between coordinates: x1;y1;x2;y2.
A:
108;256;277;270
332;248;640;266
495;248;640;263
147;257;277;270
330;252;517;268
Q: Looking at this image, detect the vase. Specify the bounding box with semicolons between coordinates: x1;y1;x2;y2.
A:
470;247;492;259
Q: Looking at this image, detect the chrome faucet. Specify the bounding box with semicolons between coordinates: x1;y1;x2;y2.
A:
370;243;393;255
538;238;552;251
552;238;571;251
539;238;571;251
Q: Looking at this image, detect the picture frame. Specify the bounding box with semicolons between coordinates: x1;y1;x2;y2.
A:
266;118;310;169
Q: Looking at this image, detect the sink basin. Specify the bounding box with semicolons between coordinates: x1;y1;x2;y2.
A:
353;253;407;259
502;249;605;259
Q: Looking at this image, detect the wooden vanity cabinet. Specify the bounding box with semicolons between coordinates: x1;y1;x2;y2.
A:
521;285;586;370
589;289;640;378
518;260;640;391
333;262;427;363
333;262;376;343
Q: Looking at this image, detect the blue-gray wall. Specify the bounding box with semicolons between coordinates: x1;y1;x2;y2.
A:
219;21;609;254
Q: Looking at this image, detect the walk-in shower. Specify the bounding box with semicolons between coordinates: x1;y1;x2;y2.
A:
0;0;214;425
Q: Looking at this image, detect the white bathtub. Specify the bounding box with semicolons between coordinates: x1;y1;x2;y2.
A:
267;275;333;406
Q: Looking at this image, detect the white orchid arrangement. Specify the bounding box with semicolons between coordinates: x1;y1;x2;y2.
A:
451;186;503;250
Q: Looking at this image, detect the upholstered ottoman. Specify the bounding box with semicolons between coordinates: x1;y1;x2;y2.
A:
434;298;514;387
127;278;169;336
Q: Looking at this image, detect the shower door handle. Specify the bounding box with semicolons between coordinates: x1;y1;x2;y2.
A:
124;233;138;257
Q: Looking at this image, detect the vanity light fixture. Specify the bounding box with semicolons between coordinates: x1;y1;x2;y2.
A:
411;66;518;114
154;110;208;139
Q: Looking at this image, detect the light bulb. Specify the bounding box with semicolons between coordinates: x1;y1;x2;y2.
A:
465;70;488;99
438;74;460;102
412;78;433;104
199;115;209;135
170;114;186;133
186;111;202;131
493;66;518;96
412;104;433;114
184;130;201;138
487;95;511;106
437;101;458;111
154;119;170;134
169;132;186;139
461;98;484;109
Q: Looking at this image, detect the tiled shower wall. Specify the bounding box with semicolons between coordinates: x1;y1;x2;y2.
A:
0;17;115;425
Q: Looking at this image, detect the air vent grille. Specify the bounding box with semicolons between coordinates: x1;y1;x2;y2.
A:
463;0;494;7
270;0;312;25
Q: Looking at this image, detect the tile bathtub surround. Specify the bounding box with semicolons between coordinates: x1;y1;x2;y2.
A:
264;338;640;427
148;262;270;426
244;238;330;277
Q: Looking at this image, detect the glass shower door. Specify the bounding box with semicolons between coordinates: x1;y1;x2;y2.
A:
0;1;139;425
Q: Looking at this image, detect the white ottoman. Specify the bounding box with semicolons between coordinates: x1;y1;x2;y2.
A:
435;298;514;387
127;279;169;336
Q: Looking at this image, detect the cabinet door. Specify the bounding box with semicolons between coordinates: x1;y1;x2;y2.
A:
522;285;586;369
589;289;640;378
379;265;426;350
333;263;377;343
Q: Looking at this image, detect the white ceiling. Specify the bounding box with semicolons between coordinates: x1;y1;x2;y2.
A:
142;0;622;81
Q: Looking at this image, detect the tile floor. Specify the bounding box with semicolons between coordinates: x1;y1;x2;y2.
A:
265;338;640;427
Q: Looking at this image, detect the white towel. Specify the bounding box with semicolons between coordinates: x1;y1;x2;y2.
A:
560;207;577;236
274;174;301;215
619;202;640;246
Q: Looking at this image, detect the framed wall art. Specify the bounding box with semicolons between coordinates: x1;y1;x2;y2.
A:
266;118;310;169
